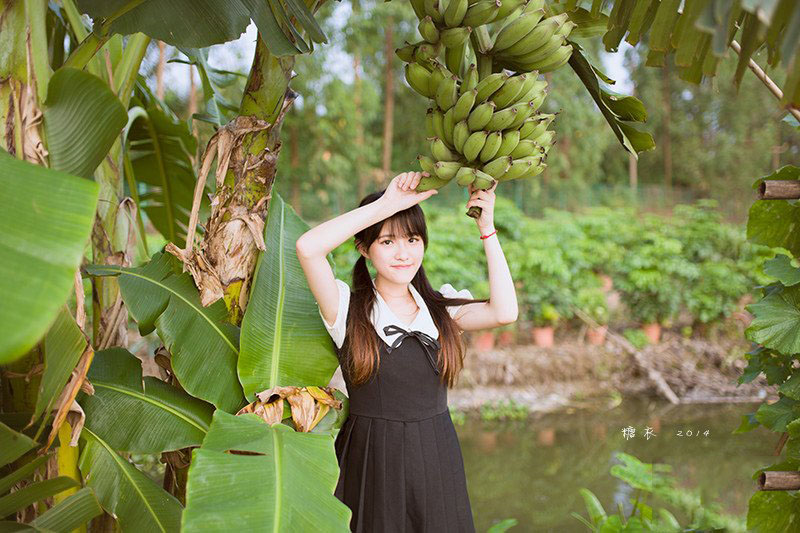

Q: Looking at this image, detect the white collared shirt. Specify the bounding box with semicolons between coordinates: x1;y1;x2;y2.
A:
318;278;473;349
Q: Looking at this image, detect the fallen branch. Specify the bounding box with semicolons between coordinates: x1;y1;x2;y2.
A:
570;305;680;404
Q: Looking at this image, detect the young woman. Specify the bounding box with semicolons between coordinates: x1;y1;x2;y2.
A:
296;170;518;532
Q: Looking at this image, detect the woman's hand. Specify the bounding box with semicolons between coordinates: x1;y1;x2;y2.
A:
466;181;497;233
380;171;438;214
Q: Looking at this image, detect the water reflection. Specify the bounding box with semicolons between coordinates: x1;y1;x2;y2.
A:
456;397;776;532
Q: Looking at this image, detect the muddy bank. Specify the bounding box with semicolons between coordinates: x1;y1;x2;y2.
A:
448;328;774;413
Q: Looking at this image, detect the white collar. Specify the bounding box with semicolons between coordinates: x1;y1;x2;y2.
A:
370;277;439;346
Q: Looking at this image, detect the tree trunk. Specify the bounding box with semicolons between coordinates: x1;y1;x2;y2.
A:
352;0;367;199
381;16;395;185
157;41;166;100
662;61;672;190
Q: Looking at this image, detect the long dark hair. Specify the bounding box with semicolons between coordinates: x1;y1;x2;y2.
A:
340;189;488;388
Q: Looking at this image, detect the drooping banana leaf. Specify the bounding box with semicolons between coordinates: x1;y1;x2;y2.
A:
43;67;127;179
567;44;655;156
238;193;340;400
79;428;183;532
0;152;98;364
124;100;209;245
182;411;351;532
31;306;88;424
84;251;244;412
77;347;214;454
29;487;103;533
559;0;800;106
74;0;327;56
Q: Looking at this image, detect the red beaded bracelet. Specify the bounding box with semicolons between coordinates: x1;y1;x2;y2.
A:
480;229;497;240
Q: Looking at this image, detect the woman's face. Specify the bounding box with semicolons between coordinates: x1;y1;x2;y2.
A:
361;222;425;285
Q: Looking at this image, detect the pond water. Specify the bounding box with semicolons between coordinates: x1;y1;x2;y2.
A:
455;397;777;532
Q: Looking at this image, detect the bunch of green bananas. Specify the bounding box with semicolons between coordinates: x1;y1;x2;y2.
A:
491;10;576;72
410;62;554;194
397;0;572;217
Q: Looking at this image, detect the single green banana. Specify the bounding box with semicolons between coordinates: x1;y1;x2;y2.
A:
490;74;527;109
419;16;440;44
431;137;458;161
414;42;441;64
445;42;466;77
441;26;472;47
532;129;555;148
444;0;469;27
431;107;446;141
410;0;427;19
442;107;456;147
520;114;555;139
494;0;528;22
498;159;532;181
529;91;546;111
515;154;544;165
479;131;503;162
462;0;501;27
455;166;477;186
511;34;563;65
425;108;435;137
424;0;444;24
472;169;495;189
418;154;436;174
461;64;479;94
485;106;518;131
453;88;478;123
495;129;521;157
510;139;539;159
502;13;568;57
505;101;536;129
467;101;495;131
493;9;546;53
396;43;418;63
482;155;512;178
517;162;546;180
534;44;573;73
435;75;459;111
428;63;446;95
405;63;434;98
453;120;471;153
555;20;577;38
434;160;462;180
474;72;508;102
417;174;451;191
462;130;489;161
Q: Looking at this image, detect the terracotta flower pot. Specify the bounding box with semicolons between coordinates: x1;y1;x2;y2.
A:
497;330;515;347
532;326;554;347
473;330;495;352
586;325;608;346
642;322;661;344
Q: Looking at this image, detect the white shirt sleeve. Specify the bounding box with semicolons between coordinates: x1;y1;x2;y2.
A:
318;278;350;349
439;283;473;319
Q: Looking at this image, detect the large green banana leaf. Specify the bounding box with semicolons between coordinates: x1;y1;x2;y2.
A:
748;166;800;257
0;152;98;364
182;411;351;531
74;0;326;56
79;428;182;533
0;424;103;530
31;306;88;424
560;0;800;105
43;67;127;179
84;252;245;412
124;99;209;245
77;347;214;454
238;193;340;400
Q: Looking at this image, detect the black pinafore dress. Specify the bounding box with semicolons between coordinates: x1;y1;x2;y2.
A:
332;293;476;533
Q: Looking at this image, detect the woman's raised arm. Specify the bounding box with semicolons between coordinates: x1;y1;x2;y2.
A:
295;171;436;326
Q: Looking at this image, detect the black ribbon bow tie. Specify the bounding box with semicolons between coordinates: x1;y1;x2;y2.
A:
383;324;441;375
